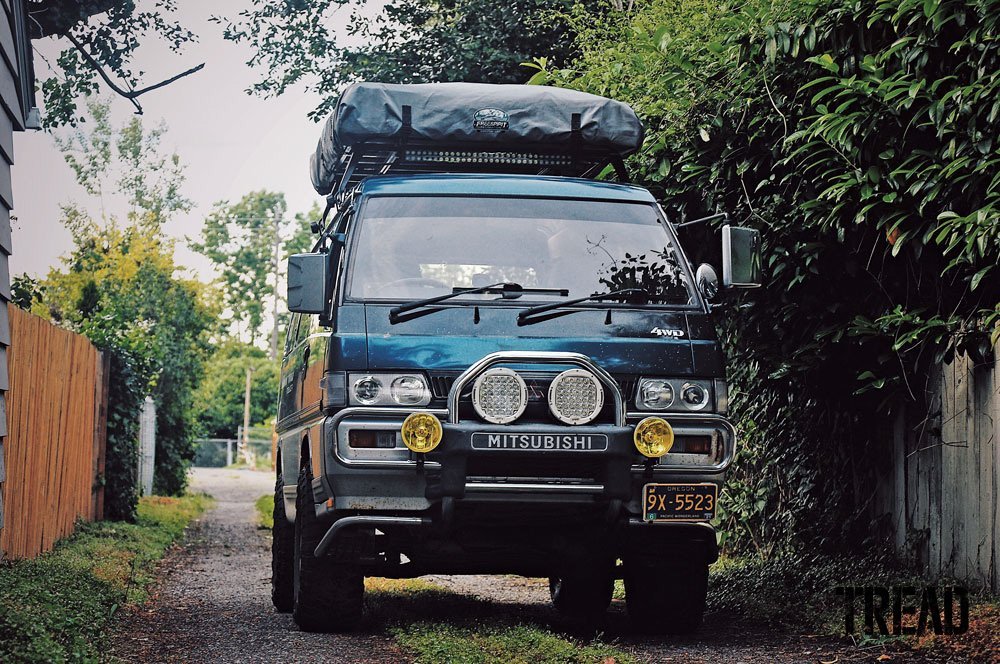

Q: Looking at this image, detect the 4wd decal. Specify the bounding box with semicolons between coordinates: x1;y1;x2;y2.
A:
473;108;509;132
651;326;685;338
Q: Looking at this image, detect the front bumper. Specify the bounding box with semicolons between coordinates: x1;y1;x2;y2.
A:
312;351;734;565
320;406;734;512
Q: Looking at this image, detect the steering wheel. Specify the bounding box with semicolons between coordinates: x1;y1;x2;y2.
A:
375;277;450;294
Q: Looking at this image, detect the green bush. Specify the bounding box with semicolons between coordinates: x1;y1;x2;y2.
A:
537;0;1000;553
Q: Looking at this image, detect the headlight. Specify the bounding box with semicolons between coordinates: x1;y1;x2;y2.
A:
472;367;527;424
637;379;673;410
391;376;428;405
680;382;710;411
353;375;382;405
634;378;713;412
348;373;431;406
548;369;604;425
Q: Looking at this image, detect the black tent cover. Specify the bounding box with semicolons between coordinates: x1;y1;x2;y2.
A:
310;82;644;195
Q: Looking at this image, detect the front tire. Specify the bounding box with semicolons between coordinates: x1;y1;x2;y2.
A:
270;471;295;612
291;453;364;632
624;551;708;634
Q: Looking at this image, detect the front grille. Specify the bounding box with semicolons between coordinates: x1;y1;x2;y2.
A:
466;456;604;481
430;375;456;399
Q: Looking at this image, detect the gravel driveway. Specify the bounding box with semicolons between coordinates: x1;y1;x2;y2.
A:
110;468;973;664
110;468;407;663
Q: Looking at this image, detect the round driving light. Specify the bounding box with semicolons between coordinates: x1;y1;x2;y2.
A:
390;376;428;405
353;376;382;404
472;368;527;424
638;379;674;410
680;382;709;411
548;369;604;425
634;417;674;458
400;412;442;453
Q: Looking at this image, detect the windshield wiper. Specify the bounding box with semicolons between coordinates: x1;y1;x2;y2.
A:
517;288;650;323
389;282;569;323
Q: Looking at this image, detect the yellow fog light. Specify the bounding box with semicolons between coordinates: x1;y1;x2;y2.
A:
634;417;674;458
401;412;443;453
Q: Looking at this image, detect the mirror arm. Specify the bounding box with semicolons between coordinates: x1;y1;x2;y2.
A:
675;212;728;229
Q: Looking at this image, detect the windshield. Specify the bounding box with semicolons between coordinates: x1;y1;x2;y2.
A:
347;196;694;306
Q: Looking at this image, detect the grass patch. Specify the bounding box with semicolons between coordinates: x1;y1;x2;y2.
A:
255;494;274;530
224;456;273;472
365;578;634;664
0;493;212;663
394;622;636;664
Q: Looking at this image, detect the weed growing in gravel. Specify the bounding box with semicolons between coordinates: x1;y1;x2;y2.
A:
364;578;635;664
0;493;212;663
394;622;637;664
255;494;274;530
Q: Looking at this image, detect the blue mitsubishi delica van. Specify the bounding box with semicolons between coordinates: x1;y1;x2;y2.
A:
271;83;762;634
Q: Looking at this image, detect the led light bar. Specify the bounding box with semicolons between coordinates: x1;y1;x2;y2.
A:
405;150;574;167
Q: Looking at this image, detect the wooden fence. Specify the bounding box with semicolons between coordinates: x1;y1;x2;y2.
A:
0;306;108;560
874;347;999;592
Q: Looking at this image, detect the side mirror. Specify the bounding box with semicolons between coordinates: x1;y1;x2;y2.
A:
722;225;762;288
695;263;720;301
287;252;330;314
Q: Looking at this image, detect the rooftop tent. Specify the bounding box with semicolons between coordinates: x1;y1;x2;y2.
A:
310;82;645;196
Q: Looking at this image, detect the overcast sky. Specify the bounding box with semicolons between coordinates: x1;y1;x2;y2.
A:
10;0;358;282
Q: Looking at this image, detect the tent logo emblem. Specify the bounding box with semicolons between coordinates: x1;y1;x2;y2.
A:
473;108;509;132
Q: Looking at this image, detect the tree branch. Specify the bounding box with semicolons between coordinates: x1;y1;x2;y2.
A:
64;32;204;115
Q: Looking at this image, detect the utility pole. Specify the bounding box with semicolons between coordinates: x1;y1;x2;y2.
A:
241;365;254;464
270;213;281;360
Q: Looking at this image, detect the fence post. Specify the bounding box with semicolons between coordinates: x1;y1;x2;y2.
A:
91;353;110;520
137;396;156;496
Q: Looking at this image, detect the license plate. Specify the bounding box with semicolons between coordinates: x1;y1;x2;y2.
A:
471;432;609;451
643;483;717;522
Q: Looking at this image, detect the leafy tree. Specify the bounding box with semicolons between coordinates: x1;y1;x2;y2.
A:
29;102;214;512
29;1;203;126
537;0;999;553
217;0;590;120
36;219;214;509
193;341;279;440
191;192;316;355
54;97;191;227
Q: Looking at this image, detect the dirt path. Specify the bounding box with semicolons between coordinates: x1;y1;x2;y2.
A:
111;468;975;664
111;468;406;663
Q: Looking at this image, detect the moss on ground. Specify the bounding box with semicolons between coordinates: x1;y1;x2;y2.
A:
0;493;212;663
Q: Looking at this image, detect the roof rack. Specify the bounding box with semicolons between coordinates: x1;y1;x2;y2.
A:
326;141;629;207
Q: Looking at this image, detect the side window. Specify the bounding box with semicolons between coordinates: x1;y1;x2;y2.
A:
296;313;313;343
284;313;301;356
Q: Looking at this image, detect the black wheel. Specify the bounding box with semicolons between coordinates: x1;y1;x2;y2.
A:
624;551;708;634
548;557;614;622
271;470;295;612
292;453;364;632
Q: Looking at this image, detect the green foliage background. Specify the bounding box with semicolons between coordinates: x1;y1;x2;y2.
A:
534;0;1000;553
193;342;279;439
219;0;593;120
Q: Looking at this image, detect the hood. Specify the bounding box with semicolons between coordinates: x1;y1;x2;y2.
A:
359;304;722;376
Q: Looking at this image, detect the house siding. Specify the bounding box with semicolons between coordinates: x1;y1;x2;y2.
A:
0;0;32;536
